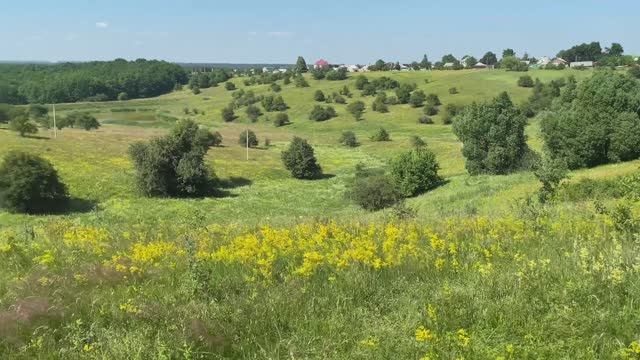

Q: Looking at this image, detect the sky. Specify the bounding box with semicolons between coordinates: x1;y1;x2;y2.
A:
1;0;638;64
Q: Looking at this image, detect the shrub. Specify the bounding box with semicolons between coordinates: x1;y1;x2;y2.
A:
629;66;640;79
281;137;322;179
501;56;529;71
0;151;69;213
354;75;369;90
273;113;290;127
448;87;458;94
261;95;287;112
370;127;390;141
64;112;100;130
238;130;258;148
195;129;223;148
221;105;235;122
192;86;201;95
395;84;414;104
224;81;236;91
426;94;441;106
346;101;365;120
348;174;401;211
453;92;528;174
339;85;352;97
411;135;426;147
372;95;388;113
326;68;348;80
332;93;346;104
418;116;433;124
390;147;442;197
409;90;427;107
9;115;38;137
128;119;213;197
117;92;129;101
424;104;438;116
534;156;568;203
270;83;282;92
386;96;399;105
245;105;262;121
339;131;358;147
517;75;535;87
295;75;309;87
314;90;326;102
309;105;336;121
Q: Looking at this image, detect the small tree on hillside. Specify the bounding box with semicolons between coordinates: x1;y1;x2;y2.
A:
390;147;442;197
281;137;322;179
347;101;365;120
0;151;69;213
534;156;568;203
339;131;358;147
409;90;427;107
295;56;309;73
370;127;390;141
453;92;528;174
9;115;37;137
238;130;258;148
518;75;534;87
246;105;262;121
314;90;326;102
295;74;309;87
221;105;236;122
225;81;236;91
65;112;100;130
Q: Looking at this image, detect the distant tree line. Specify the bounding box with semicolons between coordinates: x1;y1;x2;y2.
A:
0;59;188;104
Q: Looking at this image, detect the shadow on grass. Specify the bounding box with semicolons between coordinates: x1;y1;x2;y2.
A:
24;135;51;140
217;176;252;189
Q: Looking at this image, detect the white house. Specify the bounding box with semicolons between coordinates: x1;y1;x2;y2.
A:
570;61;594;68
473;62;488;69
537;56;551;66
443;62;455;68
346;64;360;72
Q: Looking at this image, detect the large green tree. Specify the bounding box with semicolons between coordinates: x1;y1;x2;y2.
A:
281;137;322;179
295;56;308;73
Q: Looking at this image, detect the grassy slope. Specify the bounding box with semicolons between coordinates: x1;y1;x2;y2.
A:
2;68;635;227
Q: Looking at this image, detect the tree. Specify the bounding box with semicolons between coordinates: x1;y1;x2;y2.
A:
424;104;438;116
453;92;528;175
28;104;48;119
314;90;326;102
295;56;308;73
501;56;528;71
9;115;37;137
281;137;322;179
326;68;348;80
390;147;442;197
339;85;352;97
442;54;457;63
339;131;358;147
245;105;262;121
534;156;568;203
480;52;498;66
464;56;477;68
396;83;414;104
309;106;336;121
540;71;640;168
557;42;603;62
420;54;432;69
65;112;100;130
0;151;69;213
221;105;235;122
224;81;236;91
628;66;640;79
238;130;258;148
372;94;388;113
128;119;213;197
370;127;390;141
117;92;129;101
347;101;365;120
448;87;458;94
502;49;515;58
425;94;441;106
517;75;534;87
194;129;223;148
355;75;369;90
273;112;290;127
409;90;426;107
294;74;309;87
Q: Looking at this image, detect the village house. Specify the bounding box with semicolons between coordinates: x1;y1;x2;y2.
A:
570;61;594;68
314;59;329;69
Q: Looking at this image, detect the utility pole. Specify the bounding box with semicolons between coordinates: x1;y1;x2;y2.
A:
52;103;57;138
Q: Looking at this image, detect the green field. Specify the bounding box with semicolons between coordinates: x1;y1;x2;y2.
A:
3;68;640;358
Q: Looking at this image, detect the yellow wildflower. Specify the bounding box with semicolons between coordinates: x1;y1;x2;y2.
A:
415;326;435;342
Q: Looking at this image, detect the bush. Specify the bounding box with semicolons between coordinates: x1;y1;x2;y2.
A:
346;101;365;120
195;129;223;148
426;94;441;106
221;105;235;122
370;127;390;141
418;116;433;124
273;113;290;127
390;147;442;197
192;86;201;95
64;112;100;130
117;92;129;101
348;174;401;211
534;156;568;203
453;92;528;174
245;105;262;121
326;68;348;81
354;75;369;90
9;115;38;137
314;90;326;102
0;151;69;213
261;95;287;112
332;93;346;104
423;104;438;116
501;56;529;71
270;83;282;92
309;105;336;121
281;137;322;179
295;75;309;87
411;135;426;147
409;90;427;107
517;75;534;87
339;131;358;147
339;85;352;97
386;96;399;105
372;95;388;113
448;87;458;94
238;130;258;148
224;81;236;91
128;119;213;197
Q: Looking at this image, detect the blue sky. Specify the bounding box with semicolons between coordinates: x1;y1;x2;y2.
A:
1;0;638;64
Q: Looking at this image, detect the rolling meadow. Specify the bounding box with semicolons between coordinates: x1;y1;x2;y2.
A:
2;68;640;359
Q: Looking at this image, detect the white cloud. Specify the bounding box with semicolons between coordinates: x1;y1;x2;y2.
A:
95;22;109;29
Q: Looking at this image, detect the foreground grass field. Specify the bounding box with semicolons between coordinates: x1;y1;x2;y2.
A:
2;68;640;358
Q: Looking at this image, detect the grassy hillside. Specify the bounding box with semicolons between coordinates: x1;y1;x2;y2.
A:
2;68;640;358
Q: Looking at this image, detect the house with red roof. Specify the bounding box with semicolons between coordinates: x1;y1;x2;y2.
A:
314;59;329;69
